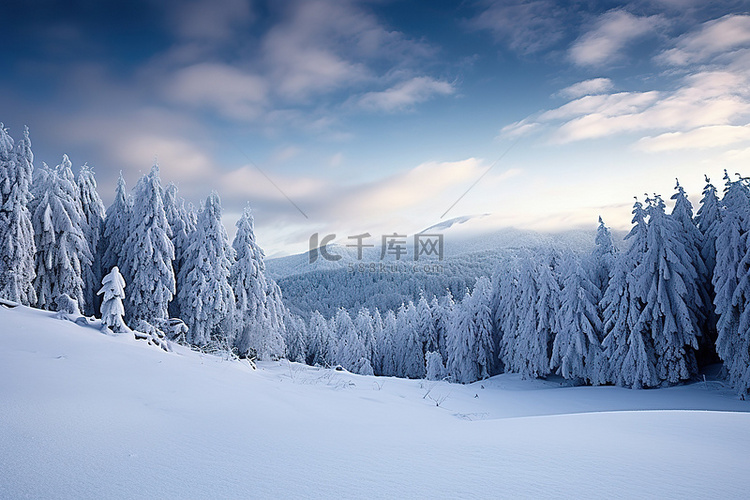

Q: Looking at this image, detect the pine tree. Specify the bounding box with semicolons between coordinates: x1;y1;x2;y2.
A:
230;206;285;360
309;310;333;366
333;308;373;375
32;156;92;312
121;165;175;324
495;260;521;373
416;292;437;354
378;310;398;376
395;302;424;378
77;164;105;315
695;175;722;347
508;253;559;379
283;311;307;363
550;254;604;383
601;199;655;387
632;195;700;385
446;289;478;383
98;266;127;333
670;180;709;339
591;216;617;295
714;174;750;393
425;351;446;381
164;182;195;318
471;276;496;380
100;172;131;276
179;192;235;346
0;125;36;304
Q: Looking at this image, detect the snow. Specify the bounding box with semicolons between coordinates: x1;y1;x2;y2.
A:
1;303;749;499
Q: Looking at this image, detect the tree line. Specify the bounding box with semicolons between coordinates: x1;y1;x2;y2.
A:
2;123;749;394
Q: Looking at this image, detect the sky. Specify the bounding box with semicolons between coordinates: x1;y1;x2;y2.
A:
1;0;750;256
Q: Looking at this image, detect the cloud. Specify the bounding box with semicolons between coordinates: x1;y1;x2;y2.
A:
166;63;268;120
502;23;750;149
659;14;750;65
569;10;665;66
637;124;750;152
356;77;455;112
260;0;430;101
558;78;614;99
468;0;569;55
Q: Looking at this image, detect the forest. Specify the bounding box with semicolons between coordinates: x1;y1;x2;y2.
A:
2;123;749;394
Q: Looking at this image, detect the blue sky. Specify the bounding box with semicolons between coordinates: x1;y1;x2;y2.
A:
1;0;750;255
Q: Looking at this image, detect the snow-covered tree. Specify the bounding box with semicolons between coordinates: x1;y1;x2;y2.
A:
696;175;722;280
178;191;235;346
284;311;307;363
670;180;708;335
100;172;131;277
601;199;656;388
425;351;446;381
590;216;617;295
495;260;520;373
333;308;373;375
377;310;398;376
714;174;750;393
0;125;35;304
309;310;333;366
98;266;127;333
446;289;478;383
507;253;559;379
695;175;722;346
164;182;195;318
121;165;175;324
394;302;424;379
633;196;701;385
32;156;92;312
77;164;105;315
415;293;437;354
230;206;285;360
550;254;604;383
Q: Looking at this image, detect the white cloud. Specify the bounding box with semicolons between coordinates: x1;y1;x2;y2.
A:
659;14;750;65
638;125;750;152
167;63;268;120
503;40;750;148
357;77;455;112
558;78;614;99
569;10;665;66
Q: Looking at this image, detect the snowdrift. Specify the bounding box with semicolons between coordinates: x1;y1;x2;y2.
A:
1;303;749;499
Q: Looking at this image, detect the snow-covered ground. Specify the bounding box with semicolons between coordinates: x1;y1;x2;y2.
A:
1;304;749;499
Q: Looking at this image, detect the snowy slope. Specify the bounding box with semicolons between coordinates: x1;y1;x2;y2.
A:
1;304;749;499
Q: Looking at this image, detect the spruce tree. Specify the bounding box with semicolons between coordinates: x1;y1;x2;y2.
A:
0;125;36;304
100;172;131;276
230;206;284;359
591;216;617;296
179;192;235;346
601;199;654;387
121;165;175;324
98;266;127;333
164;182;195;318
32;156;92;312
714;174;750;393
77;164;105;315
550;254;604;383
631;195;700;385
